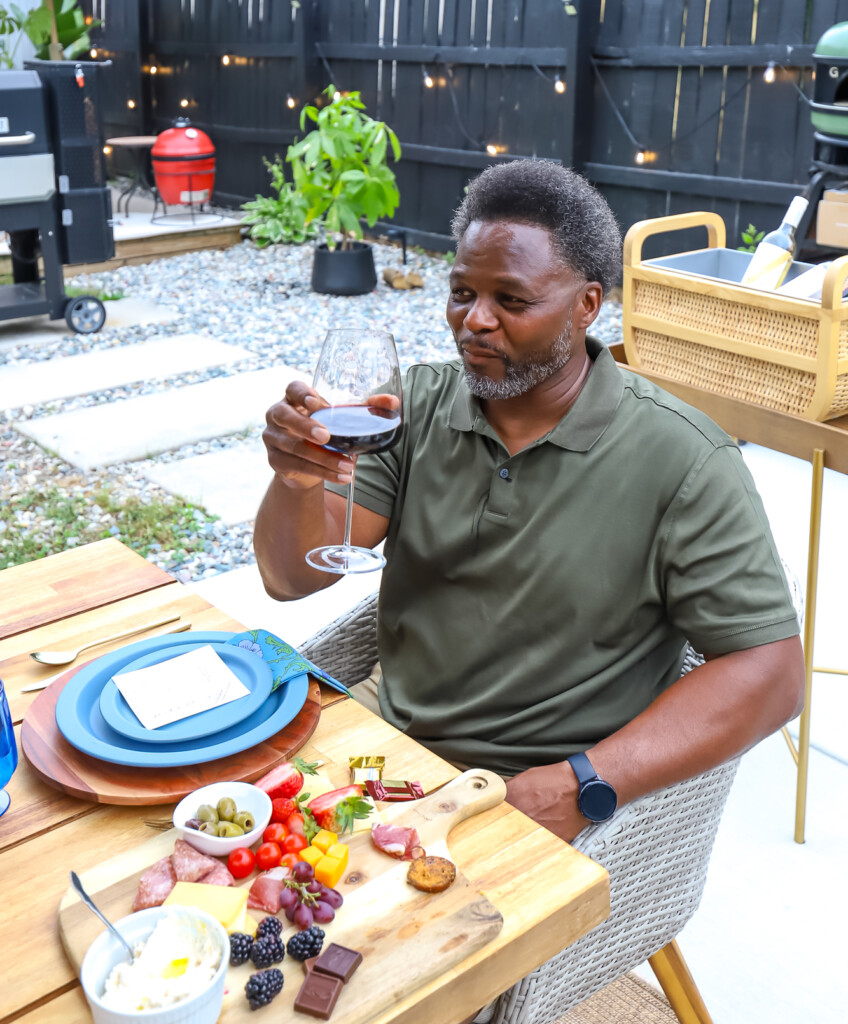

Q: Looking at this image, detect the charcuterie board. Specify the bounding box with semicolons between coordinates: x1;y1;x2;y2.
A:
59;771;507;1024
21;668;322;805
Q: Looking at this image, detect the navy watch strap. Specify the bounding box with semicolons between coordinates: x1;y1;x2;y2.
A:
567;750;599;786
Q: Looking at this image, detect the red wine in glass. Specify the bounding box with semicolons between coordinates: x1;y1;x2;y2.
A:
309;404;402;456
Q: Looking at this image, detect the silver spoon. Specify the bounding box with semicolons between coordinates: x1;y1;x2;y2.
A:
30;615;182;666
70;870;135;963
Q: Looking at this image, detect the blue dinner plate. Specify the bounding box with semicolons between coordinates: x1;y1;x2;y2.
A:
55;631;308;768
98;642;274;743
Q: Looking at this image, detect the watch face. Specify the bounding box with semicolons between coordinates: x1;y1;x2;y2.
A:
580;779;617;822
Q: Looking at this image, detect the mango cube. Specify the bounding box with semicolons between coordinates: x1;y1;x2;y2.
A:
314;854;347;889
299;845;323;868
312;829;338;853
325;843;349;869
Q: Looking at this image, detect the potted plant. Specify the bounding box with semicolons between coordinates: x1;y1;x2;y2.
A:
288;85;401;295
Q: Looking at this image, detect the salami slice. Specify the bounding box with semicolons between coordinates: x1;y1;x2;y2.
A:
198;861;235;887
370;823;425;860
132;856;177;911
173;839;220;883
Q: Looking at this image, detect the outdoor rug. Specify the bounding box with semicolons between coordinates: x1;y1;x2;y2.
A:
554;973;679;1023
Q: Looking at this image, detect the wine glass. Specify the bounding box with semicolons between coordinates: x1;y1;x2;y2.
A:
305;328;403;574
0;679;18;818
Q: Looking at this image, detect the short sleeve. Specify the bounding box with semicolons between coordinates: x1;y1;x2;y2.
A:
661;444;800;654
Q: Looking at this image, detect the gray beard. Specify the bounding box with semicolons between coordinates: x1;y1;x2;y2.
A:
461;314;573;400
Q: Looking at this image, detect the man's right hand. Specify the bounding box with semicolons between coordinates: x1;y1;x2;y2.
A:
262;381;354;491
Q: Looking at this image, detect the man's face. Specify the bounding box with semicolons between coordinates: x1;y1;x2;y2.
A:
446;219;585;400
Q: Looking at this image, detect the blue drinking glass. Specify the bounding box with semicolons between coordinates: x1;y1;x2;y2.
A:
0;679;17;817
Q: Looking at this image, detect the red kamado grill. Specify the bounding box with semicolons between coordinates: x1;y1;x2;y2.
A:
151;118;215;206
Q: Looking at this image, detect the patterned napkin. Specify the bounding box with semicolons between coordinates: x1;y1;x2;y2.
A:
226;629;352;698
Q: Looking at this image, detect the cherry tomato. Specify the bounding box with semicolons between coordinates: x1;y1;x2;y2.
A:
286;811;305;837
280;853;299;870
282;833;308;854
226;847;255;879
255;841;283;871
262;822;289;845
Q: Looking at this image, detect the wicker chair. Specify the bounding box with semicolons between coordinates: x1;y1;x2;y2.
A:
299;593;736;1024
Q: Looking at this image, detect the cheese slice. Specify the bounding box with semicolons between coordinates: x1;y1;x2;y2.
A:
164;881;248;933
350;795;382;834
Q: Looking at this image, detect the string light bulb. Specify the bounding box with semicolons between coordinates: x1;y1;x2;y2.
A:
221;54;231;66
764;62;776;84
554;74;565;94
422;66;435;88
333;90;341;101
90;48;97;58
286;93;296;109
149;64;158;75
127;99;136;109
102;145;112;155
486;143;500;156
180;98;189;108
635;149;646;165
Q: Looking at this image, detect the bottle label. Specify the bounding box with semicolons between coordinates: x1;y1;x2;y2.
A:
741;242;792;289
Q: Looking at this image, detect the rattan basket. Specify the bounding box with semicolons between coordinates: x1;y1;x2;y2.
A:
622;211;848;421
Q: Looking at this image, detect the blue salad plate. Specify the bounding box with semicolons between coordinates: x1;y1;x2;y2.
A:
98;641;274;743
55;631;308;768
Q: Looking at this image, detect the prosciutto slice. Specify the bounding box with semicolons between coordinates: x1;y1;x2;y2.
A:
173;839;221;883
247;867;291;914
370;823;425;861
132;856;177;911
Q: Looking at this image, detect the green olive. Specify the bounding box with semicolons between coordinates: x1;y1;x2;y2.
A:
216;797;237;822
216;822;244;838
232;811;255;832
199;821;218;834
197;804;218;824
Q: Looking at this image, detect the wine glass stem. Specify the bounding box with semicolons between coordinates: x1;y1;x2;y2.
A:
342;455;358;549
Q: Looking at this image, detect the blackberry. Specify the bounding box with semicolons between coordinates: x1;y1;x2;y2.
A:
245;968;284;1010
256;916;283;941
286;925;326;961
250;936;285;968
229;932;254;967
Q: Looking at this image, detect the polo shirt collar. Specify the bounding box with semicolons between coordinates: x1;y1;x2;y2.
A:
448;335;624;452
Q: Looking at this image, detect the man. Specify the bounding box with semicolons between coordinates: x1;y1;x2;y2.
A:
254;160;804;842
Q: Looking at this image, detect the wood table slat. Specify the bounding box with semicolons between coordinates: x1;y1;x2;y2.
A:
0;539;173;641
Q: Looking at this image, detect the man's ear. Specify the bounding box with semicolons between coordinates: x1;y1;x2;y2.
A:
574;282;604;330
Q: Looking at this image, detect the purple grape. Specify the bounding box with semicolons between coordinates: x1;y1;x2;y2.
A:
284;899;300;922
293;903;314;930
305;880;322;894
292;861;314;883
320;888;344;909
279;887;298;911
312;900;335;924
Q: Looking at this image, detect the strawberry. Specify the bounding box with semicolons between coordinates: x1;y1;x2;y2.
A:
270;797;297;824
306;785;373;836
255;758;319;801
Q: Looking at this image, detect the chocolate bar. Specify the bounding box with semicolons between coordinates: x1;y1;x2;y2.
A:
312;943;363;984
365;778;425;802
349;755;385;785
294;972;344;1019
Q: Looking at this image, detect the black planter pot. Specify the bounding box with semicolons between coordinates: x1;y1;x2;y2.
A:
311;241;377;296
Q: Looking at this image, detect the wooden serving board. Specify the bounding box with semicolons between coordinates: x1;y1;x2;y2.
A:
21;670;322;805
59;771;507;1024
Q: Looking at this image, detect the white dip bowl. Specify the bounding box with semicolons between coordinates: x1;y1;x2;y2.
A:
80;907;228;1024
172;780;271;856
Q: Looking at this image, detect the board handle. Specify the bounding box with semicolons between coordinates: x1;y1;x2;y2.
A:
410;770;507;845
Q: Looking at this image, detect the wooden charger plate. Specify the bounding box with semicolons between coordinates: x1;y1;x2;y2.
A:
21;664;321;805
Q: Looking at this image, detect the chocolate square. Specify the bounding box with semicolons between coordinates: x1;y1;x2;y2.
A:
294;972;344;1019
312;943;363;983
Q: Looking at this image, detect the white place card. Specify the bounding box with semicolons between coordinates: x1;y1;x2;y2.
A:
113;645;251;730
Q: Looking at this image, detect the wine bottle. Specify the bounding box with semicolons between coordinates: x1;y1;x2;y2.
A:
740;196;809;290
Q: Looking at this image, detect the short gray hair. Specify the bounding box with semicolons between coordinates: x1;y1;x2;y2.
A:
451;160;622;293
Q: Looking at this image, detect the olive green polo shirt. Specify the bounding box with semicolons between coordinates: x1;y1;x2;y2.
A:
326;338;799;776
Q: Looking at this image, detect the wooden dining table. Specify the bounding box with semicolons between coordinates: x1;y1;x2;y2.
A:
0;539;609;1024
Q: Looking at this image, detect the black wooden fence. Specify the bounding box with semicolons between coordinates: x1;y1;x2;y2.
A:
83;0;848;258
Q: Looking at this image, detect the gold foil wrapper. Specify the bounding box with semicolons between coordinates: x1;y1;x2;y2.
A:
349;755;385;784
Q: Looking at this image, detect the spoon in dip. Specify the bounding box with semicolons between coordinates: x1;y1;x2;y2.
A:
70;871;135;963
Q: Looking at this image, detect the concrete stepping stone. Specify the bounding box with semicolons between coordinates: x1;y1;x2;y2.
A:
0;296;179;354
0;334;250;411
17;364;309;469
141;441;270;525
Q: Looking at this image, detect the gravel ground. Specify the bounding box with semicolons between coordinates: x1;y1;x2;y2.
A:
0;239;624;579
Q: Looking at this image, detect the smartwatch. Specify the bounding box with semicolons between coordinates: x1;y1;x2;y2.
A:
566;751;618;823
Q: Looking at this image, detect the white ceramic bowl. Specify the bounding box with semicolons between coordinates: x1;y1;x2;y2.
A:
80;907;228;1024
172;780;271;856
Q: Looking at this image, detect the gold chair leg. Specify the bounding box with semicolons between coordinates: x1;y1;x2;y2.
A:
648;939;714;1024
794;448;825;845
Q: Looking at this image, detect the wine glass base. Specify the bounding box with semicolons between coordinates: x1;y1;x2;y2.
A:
0;789;9;818
306;545;386;575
